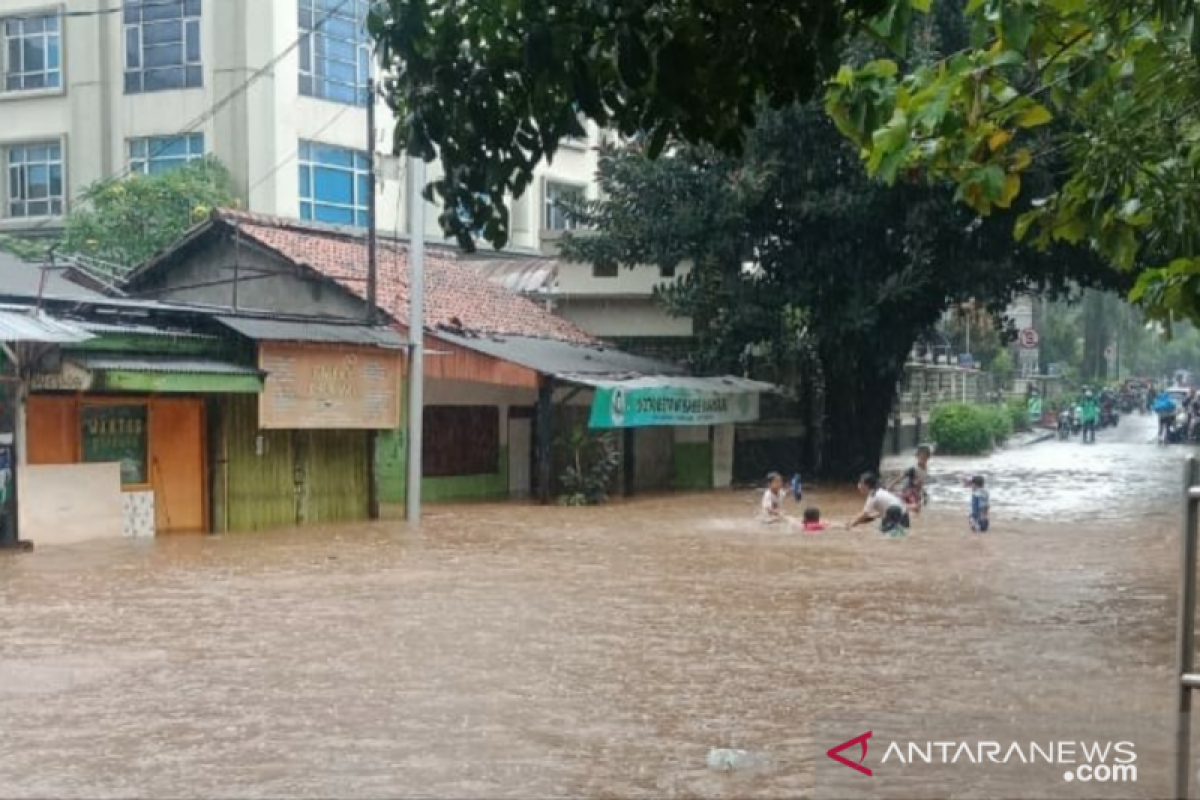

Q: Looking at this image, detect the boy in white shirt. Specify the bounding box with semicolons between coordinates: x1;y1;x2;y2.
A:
759;472;787;524
847;471;910;537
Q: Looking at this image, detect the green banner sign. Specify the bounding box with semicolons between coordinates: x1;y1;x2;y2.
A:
589;385;760;428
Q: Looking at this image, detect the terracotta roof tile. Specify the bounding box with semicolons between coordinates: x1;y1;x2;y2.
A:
215;209;595;344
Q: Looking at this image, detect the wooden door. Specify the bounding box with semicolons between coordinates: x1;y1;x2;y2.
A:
149;399;206;532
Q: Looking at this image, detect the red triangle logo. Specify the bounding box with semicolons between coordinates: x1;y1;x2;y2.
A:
827;731;873;776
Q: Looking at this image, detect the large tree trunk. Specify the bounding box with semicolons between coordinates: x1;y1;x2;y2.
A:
814;343;904;481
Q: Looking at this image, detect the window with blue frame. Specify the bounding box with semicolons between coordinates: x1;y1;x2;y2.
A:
298;140;371;227
3;13;61;92
298;0;370;106
128;134;205;175
6;141;64;218
124;0;202;94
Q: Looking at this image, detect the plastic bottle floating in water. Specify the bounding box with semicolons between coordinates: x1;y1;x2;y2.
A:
706;748;768;772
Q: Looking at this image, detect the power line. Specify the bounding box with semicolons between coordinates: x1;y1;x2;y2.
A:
246;102;355;198
17;0;359;239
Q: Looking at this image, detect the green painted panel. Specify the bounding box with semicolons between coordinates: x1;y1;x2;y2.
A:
375;427;406;505
376;433;510;506
673;442;713;490
424;445;509;502
71;333;233;357
98;371;263;394
220;394;294;532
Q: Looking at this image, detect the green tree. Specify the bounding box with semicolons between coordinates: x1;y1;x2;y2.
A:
825;1;1200;326
559;103;1118;478
371;0;1200;328
368;0;910;250
63;157;237;267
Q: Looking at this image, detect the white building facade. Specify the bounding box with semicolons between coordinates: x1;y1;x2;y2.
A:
0;0;605;252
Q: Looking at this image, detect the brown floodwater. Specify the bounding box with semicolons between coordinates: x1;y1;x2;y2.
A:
0;415;1192;798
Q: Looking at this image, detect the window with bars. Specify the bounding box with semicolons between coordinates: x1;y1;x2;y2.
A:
6;141;64;218
123;0;202;94
298;0;370;106
543;181;585;231
2;13;61;92
298;140;371;227
128;134;205;175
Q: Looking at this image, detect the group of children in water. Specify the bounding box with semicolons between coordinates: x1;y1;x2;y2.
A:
757;445;991;536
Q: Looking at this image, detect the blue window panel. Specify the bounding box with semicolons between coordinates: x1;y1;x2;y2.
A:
298;0;370;107
314;166;353;204
128;134;204;174
6;141;64;217
297;139;370;228
3;13;62;92
124;0;202;94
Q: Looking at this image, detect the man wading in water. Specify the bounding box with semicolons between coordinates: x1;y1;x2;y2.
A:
847;472;910;537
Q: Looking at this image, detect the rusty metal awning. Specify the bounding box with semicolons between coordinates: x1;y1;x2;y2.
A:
0;307;94;344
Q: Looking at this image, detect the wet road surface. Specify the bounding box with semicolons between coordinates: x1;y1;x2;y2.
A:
0;414;1191;798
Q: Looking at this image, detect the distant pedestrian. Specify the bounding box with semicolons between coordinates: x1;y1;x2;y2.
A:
968;475;990;533
759;472;787;524
848;472;909;537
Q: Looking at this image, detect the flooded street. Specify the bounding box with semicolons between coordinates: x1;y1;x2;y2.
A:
0;414;1192;798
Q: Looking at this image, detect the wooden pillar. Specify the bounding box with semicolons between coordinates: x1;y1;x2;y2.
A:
535;377;554;504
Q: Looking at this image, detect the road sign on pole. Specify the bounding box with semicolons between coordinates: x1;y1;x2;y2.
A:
1019;328;1040;349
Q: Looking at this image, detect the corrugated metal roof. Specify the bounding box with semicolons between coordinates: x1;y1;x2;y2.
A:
0;309;95;344
0;251;106;301
435;330;687;378
466;257;559;294
216;316;406;348
72;355;261;376
559;374;777;393
79;321;217;340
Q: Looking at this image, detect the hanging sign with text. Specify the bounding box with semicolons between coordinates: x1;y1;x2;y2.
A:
589;385;761;428
258;342;401;430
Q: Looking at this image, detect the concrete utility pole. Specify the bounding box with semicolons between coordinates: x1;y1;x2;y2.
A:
405;156;426;524
366;78;378;324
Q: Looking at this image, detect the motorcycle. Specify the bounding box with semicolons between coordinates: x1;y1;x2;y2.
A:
1100;405;1120;429
1070;407;1083;436
1057;410;1072;440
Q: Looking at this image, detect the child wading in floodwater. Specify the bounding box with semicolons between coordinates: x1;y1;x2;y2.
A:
759;472;787;524
890;444;931;514
848;472;910;537
799;507;828;533
968;475;990;533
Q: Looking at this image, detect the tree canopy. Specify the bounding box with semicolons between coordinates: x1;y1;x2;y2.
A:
63;157;237;267
368;0;903;250
559;103;1119;477
370;0;1200;326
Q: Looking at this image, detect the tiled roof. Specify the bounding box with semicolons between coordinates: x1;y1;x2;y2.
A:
214;210;594;344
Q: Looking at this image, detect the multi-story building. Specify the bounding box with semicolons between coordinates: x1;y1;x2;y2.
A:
0;0;606;253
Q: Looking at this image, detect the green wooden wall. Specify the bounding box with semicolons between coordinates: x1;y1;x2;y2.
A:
673;442;714;490
216;395;369;531
375;426;511;509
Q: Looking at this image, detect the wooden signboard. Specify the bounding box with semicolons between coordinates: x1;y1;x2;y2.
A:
258;342;401;430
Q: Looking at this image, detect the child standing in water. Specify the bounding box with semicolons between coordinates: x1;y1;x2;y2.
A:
759;472;787;524
968;475;990;532
890;445;931;514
